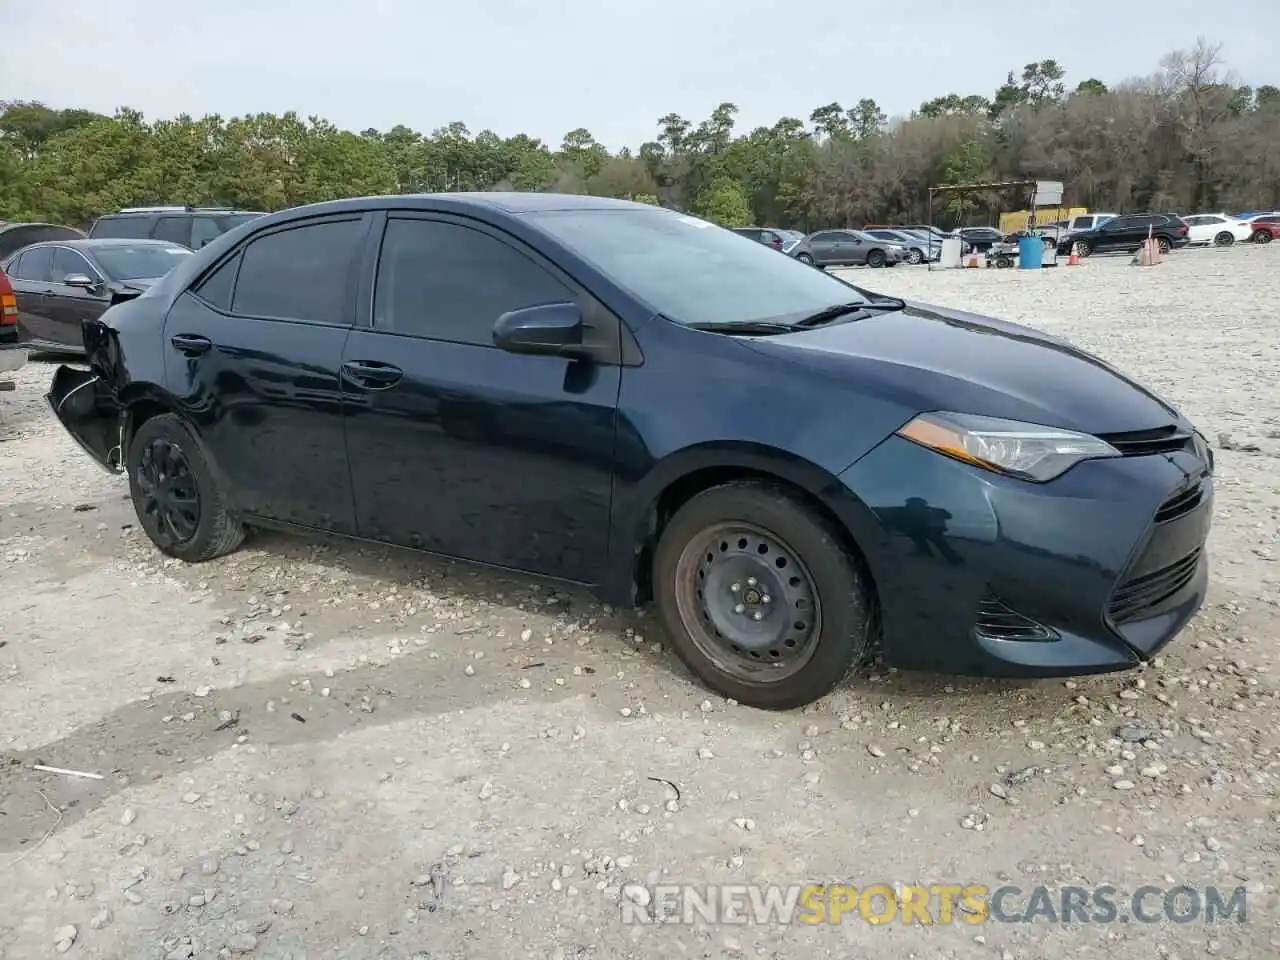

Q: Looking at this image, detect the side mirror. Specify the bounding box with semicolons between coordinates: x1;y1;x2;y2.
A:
63;273;98;290
493;302;590;359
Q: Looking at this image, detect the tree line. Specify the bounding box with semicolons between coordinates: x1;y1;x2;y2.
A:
1;37;1276;233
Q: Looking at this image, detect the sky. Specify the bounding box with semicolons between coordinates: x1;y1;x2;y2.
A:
3;0;1277;152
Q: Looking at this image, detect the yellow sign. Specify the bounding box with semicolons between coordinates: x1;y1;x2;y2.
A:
797;884;987;924
999;207;1088;234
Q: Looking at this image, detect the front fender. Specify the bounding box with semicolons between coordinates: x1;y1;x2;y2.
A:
602;441;886;606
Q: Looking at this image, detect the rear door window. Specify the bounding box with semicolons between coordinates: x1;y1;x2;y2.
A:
230;218;365;325
9;246;53;282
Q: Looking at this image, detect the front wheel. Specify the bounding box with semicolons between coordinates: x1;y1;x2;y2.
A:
907;249;923;265
1254;231;1272;244
796;252;814;266
1213;231;1234;247
866;250;886;268
127;414;245;563
1074;239;1093;257
653;481;873;710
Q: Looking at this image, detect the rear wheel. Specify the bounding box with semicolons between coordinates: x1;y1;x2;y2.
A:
653;481;873;710
867;250;886;268
127;414;245;563
1255;230;1273;244
1156;236;1172;254
1213;231;1234;247
796;252;814;266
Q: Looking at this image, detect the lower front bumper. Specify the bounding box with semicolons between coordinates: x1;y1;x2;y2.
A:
833;435;1213;678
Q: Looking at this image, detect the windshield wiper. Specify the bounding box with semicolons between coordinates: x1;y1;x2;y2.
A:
685;320;802;336
793;296;906;328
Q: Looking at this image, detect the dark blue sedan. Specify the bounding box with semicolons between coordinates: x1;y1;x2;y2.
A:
47;194;1214;710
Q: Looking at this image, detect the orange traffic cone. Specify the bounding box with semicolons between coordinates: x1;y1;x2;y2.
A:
965;251;980;268
1066;243;1081;266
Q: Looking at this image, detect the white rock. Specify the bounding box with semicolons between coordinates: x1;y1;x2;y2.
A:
867;745;886;758
120;807;137;826
53;924;77;952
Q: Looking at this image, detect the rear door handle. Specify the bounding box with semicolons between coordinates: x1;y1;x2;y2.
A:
341;360;403;389
170;333;213;356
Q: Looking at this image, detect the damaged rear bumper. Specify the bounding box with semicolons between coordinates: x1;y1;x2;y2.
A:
46;365;127;473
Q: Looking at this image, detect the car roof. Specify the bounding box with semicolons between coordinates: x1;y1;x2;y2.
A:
19;238;187;252
99;208;265;217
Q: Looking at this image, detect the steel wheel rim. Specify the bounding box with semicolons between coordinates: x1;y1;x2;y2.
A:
673;522;823;683
136;439;201;547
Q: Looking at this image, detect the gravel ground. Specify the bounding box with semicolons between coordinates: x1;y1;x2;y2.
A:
1;246;1278;959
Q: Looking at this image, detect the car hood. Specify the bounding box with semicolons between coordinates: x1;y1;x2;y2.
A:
740;300;1184;434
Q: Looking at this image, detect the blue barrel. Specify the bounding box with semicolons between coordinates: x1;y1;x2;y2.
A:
1018;235;1044;269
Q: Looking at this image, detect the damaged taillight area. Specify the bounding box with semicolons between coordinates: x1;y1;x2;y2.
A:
47;363;126;473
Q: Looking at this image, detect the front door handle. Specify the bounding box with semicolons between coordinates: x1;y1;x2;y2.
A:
170;333;213;356
341;360;403;389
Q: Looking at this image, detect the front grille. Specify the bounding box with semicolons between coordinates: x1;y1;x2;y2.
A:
1096;425;1193;457
1108;548;1201;624
974;594;1056;641
1154;483;1203;524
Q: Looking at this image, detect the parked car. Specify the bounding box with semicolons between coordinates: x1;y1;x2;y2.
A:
88;205;266;250
1181;214;1254;246
47;193;1208;706
1057;214;1190;257
1;239;193;352
0;266;25;389
956;226;1006;252
805;229;906;268
778;232;818;265
0;222;86;262
48;193;1214;710
1248;215;1279;244
863;229;933;264
730;227;788;251
891;225;973;256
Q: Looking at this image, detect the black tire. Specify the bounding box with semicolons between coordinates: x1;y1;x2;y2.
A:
796;252;814;265
127;413;245;563
1156;236;1171;254
1255;230;1272;244
995;256;1013;269
866;250;886;268
1075;239;1092;257
907;248;923;265
652;480;873;710
1213;231;1234;247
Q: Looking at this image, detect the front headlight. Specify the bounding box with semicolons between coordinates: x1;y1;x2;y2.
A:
895;412;1122;483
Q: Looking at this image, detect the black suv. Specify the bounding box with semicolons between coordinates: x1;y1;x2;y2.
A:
88;206;266;251
1058;213;1190;257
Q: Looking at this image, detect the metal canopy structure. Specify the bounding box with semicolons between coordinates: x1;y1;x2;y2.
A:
925;178;1066;269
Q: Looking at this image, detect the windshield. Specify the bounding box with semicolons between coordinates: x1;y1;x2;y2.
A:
95;243;192;280
528;208;874;326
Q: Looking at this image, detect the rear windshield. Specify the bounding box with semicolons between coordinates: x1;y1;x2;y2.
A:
95;244;193;280
91;216;154;239
527;208;874;327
